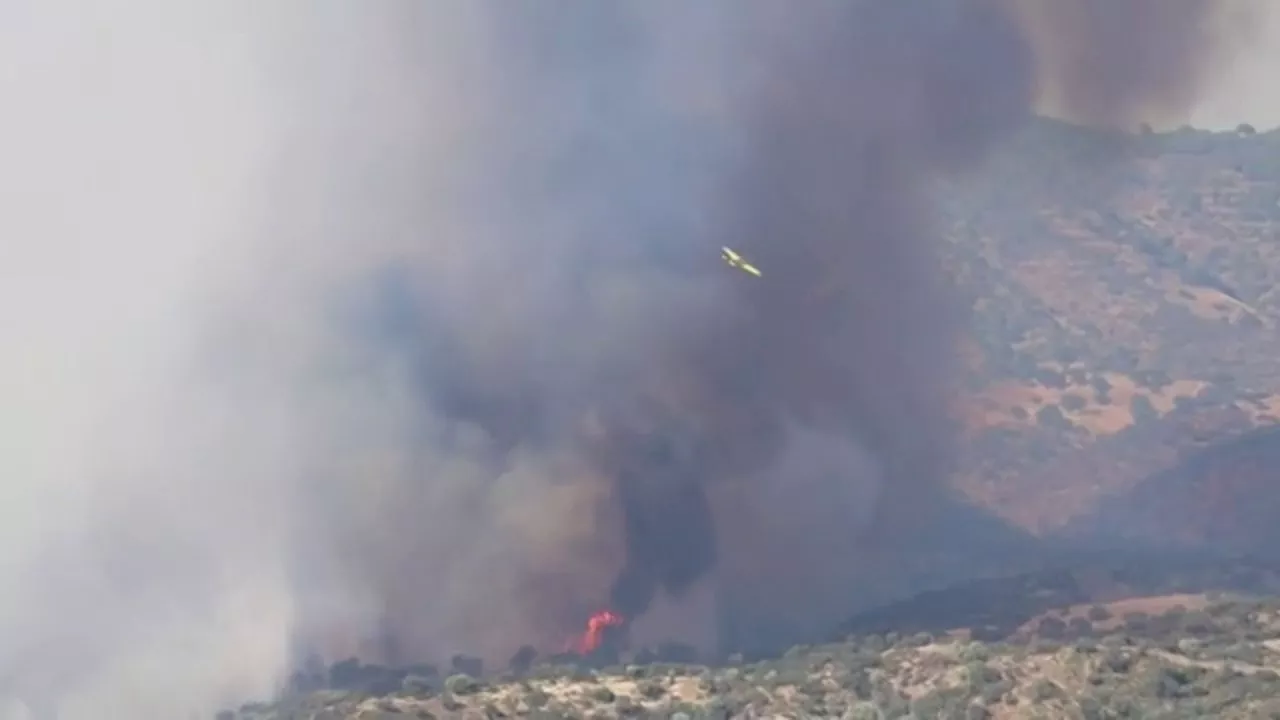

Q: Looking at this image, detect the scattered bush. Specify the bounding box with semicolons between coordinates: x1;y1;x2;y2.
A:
443;673;481;695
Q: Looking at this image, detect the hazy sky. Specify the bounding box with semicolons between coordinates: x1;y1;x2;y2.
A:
1185;6;1280;130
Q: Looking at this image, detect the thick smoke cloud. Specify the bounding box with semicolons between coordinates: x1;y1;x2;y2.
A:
0;1;1261;716
1020;0;1260;127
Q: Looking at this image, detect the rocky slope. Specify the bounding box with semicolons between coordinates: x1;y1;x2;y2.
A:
947;119;1280;540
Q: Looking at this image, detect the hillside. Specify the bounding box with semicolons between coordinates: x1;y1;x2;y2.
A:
947;119;1280;538
1062;425;1280;554
232;555;1280;719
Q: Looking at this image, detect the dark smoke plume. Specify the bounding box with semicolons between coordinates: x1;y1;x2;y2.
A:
285;0;1258;661
0;1;1262;714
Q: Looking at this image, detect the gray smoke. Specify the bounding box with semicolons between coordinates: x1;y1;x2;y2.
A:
0;1;1261;716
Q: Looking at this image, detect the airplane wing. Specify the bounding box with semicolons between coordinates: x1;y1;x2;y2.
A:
719;246;762;277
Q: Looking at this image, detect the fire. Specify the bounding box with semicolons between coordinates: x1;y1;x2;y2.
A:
569;610;625;655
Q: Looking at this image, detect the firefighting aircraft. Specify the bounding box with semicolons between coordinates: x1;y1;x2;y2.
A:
721;246;762;277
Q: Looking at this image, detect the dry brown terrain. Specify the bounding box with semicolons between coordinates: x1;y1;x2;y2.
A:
946;120;1280;539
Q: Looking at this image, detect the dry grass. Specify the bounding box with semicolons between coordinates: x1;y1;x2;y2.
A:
237;590;1280;719
227;556;1280;719
970;372;1205;437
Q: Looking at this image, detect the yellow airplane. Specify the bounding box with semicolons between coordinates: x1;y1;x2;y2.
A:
720;246;762;277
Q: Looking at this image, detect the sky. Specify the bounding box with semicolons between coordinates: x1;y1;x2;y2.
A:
1175;6;1279;130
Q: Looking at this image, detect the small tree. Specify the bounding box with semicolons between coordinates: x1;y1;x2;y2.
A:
1130;395;1158;424
1061;393;1088;412
1036;404;1071;431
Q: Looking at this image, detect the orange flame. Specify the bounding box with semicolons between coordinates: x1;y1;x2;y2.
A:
569;610;625;655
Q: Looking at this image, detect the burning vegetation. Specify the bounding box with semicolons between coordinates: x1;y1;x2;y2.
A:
567;610;626;656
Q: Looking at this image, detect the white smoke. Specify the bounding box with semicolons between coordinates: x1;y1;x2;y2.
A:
0;2;450;716
0;2;662;715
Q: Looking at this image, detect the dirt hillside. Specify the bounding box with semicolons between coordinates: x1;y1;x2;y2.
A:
949;119;1280;539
